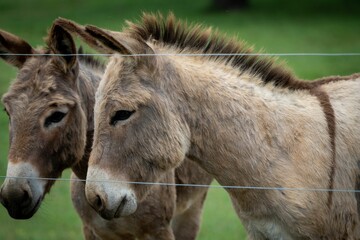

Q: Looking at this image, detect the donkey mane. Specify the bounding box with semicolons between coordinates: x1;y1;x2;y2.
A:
126;13;359;91
126;13;311;90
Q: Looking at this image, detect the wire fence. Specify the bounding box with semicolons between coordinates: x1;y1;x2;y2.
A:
1;175;360;193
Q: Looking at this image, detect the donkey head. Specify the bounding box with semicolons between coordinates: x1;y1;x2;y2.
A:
0;24;88;219
83;25;190;220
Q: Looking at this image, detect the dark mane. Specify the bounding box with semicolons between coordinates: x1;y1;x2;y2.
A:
77;46;105;70
126;13;311;90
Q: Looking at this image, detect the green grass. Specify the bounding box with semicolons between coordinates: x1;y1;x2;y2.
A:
0;0;359;239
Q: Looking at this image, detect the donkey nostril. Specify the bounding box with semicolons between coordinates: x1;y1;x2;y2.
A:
19;189;32;207
95;194;104;211
22;189;30;202
114;196;128;218
119;196;127;210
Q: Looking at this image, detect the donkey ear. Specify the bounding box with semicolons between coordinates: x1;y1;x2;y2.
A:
84;25;132;54
0;29;35;68
47;23;77;69
53;18;110;54
85;25;155;68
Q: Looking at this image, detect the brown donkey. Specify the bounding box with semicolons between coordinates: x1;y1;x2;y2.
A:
83;13;360;239
0;21;212;239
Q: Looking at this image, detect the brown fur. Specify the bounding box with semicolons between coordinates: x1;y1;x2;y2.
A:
0;22;212;240
84;13;360;239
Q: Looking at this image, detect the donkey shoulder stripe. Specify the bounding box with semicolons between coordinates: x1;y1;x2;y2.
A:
309;87;336;208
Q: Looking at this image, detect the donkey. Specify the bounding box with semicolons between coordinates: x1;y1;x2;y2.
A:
83;13;360;239
0;19;212;239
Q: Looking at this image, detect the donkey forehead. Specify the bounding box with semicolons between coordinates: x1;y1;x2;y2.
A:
2;74;76;112
3;56;75;105
95;87;152;114
3;75;54;103
20;54;66;79
96;81;153;112
2;92;30;110
3;91;74;113
102;55;152;87
96;57;153;109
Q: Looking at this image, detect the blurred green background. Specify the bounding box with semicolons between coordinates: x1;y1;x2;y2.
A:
0;0;359;239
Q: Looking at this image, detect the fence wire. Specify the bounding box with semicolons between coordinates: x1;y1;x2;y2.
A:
1;176;360;193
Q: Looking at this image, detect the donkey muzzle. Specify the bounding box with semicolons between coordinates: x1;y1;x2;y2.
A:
85;166;138;220
0;179;41;219
0;162;46;219
85;182;138;220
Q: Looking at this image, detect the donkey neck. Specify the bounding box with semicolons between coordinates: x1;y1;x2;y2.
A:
71;60;103;179
164;55;331;194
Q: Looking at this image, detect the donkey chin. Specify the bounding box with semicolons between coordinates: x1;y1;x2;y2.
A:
0;162;47;219
85;166;138;220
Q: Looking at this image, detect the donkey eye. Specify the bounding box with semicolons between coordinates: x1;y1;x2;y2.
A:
110;110;135;126
44;111;67;128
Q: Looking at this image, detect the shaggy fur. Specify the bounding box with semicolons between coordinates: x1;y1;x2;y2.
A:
84;13;360;239
0;21;212;240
